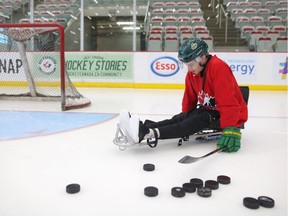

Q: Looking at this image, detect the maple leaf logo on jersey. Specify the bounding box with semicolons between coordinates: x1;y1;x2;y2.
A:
198;90;216;108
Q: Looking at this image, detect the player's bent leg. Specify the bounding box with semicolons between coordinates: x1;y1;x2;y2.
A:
143;119;156;127
144;112;187;129
157;110;211;139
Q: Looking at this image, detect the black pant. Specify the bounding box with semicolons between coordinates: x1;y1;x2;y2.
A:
144;107;220;139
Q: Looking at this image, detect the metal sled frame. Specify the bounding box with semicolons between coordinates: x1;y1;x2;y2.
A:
113;123;159;150
113;123;135;150
113;124;222;150
178;129;222;146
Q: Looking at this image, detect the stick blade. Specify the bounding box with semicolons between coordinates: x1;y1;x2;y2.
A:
178;156;198;164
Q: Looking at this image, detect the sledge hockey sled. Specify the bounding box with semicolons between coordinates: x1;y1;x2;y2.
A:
113;122;222;150
113;86;249;150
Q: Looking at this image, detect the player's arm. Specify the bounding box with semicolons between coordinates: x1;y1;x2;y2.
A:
182;73;198;112
212;65;242;153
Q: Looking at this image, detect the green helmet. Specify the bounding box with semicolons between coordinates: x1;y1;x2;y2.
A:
178;38;209;63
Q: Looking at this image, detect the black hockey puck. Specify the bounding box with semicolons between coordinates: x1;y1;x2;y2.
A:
217;175;231;184
190;178;203;188
143;163;155;171
197;187;212;198
258;196;275;208
144;186;158;197
243;197;260;209
182;183;196;193
66;183;80;194
205;180;219;190
171;187;185;198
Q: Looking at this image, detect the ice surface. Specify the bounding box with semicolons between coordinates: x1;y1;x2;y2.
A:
0;88;287;216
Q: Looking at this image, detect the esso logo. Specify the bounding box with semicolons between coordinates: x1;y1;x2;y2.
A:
150;56;179;77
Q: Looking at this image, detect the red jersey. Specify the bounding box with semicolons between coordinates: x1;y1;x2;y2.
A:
182;55;248;129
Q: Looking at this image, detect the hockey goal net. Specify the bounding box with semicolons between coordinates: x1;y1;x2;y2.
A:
0;23;91;111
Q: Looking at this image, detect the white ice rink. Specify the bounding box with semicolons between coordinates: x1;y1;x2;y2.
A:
0;88;287;216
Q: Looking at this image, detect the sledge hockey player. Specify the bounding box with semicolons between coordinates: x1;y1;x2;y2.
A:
115;38;248;152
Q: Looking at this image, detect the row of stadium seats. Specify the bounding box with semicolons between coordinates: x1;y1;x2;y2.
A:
148;25;210;39
147;36;214;52
248;31;287;50
234;15;287;28
151;1;200;8
224;0;286;3
230;8;288;21
248;35;287;52
150;16;206;27
19;17;69;28
151;0;199;1
35;3;79;12
240;25;287;40
42;0;74;3
151;8;203;16
226;0;287;13
0;0;28;3
152;7;202;15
